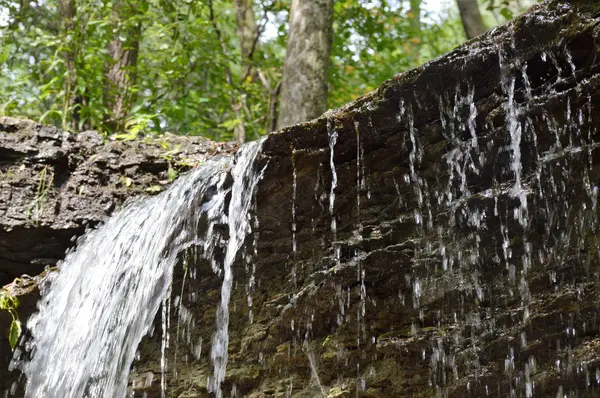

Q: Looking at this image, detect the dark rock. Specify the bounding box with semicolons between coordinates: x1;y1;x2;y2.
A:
141;1;600;396
0;118;237;391
4;0;600;397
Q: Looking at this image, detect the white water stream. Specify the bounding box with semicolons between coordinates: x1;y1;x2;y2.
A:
12;141;265;398
209;140;265;398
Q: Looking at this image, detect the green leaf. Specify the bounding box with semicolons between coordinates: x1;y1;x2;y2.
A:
218;117;242;131
112;131;138;141
500;7;513;20
39;109;63;124
9;319;21;351
0;294;8;309
167;167;178;182
145;185;163;194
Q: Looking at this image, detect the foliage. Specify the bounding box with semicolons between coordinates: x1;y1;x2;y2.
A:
481;0;539;22
329;0;465;108
0;0;539;139
0;288;21;350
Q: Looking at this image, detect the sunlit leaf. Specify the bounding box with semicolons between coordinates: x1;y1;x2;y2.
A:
168;167;178;182
500;7;513;20
9;319;21;351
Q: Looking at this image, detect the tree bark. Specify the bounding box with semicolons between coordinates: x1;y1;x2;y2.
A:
276;0;334;129
456;0;488;39
232;0;259;144
234;0;258;64
103;0;143;132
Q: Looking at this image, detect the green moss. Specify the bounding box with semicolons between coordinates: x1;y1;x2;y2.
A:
276;342;290;353
226;365;263;384
413;387;437;398
326;385;350;397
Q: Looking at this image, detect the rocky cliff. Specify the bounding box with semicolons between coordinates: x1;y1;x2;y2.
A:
3;0;600;397
0;117;236;392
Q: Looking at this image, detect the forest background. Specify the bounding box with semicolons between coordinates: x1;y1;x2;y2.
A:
0;0;538;143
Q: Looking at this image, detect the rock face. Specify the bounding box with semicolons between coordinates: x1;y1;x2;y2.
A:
0;117;237;285
4;0;600;397
0;117;236;392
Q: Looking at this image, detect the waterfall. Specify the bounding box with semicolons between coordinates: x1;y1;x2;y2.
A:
11;141;264;398
3;4;600;397
209;140;265;398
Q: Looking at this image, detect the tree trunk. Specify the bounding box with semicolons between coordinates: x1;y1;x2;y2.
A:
276;0;334;129
408;0;421;34
103;0;143;132
234;0;258;64
58;0;78;130
456;0;488;39
232;0;259;144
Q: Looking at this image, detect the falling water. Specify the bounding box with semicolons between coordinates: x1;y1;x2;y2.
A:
328;119;341;268
209;139;265;398
13;160;230;397
354;121;362;226
291;147;298;254
328;119;338;236
12;141;265;398
500;38;528;227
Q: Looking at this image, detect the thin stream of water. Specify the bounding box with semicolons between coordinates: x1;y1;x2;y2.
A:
328;119;338;237
209;139;266;398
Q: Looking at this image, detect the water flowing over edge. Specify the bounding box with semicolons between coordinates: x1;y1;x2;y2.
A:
11;138;265;398
209;139;266;398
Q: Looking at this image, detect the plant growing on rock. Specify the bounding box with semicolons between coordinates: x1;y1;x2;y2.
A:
0;288;21;350
27;166;54;227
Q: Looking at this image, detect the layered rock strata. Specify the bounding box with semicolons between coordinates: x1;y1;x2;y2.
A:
3;1;600;397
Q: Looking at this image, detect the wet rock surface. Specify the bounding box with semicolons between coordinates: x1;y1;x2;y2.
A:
4;0;600;397
0;117;237;284
136;1;600;397
0;117;237;392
